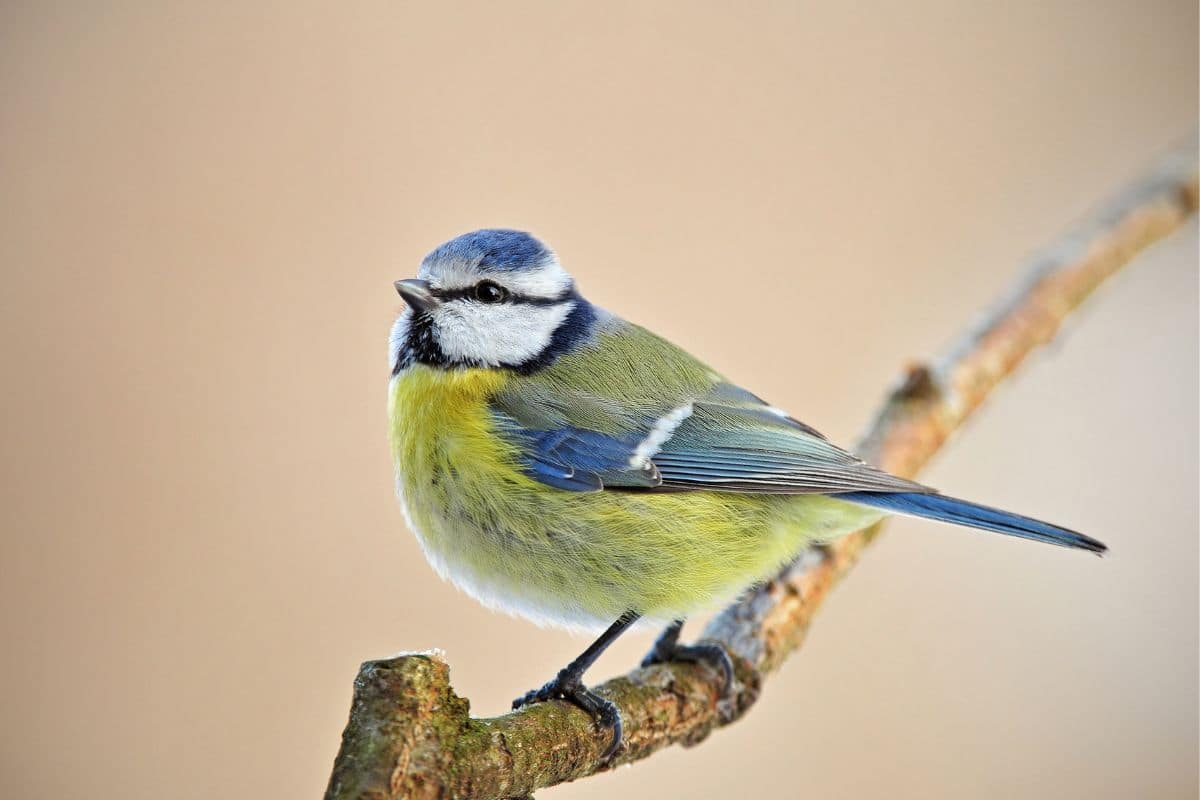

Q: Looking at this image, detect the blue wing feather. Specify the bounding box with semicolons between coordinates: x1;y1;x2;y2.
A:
525;457;603;492
496;416;661;491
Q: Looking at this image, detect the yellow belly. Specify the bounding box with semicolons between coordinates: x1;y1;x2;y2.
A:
389;365;880;631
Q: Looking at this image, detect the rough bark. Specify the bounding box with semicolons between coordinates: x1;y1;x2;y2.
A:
326;137;1198;800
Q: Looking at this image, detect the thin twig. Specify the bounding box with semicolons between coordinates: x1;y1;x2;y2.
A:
325;137;1198;800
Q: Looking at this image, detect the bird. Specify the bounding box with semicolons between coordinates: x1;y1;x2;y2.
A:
387;228;1105;760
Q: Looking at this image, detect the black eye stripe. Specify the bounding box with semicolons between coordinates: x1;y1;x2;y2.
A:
394;289;596;375
429;284;574;307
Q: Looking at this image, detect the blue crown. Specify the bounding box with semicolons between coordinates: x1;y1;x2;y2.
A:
423;229;552;273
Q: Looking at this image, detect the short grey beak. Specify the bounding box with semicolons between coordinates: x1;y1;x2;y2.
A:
394;279;441;313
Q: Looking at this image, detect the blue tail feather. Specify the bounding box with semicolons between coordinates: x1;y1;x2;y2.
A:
839;491;1106;554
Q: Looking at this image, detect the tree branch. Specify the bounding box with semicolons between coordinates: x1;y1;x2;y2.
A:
325;138;1199;800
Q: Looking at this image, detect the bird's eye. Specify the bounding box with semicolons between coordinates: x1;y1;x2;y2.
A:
473;280;508;303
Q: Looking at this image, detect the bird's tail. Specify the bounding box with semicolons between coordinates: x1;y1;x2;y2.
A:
838;491;1107;554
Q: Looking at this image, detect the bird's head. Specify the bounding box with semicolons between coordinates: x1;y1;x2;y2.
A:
390;229;595;373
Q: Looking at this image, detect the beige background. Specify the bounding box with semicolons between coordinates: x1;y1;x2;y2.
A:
1;2;1196;798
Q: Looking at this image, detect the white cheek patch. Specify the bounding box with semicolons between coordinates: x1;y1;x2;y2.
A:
420;255;573;298
433;300;575;366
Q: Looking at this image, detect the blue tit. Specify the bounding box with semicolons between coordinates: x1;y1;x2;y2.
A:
388;229;1105;759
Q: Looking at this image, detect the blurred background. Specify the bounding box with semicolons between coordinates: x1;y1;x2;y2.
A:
1;2;1196;798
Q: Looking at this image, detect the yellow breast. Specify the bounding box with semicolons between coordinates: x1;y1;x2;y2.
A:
387;363;878;630
388;365;510;470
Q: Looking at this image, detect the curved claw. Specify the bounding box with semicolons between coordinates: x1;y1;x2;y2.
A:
643;640;735;696
590;695;622;761
512;676;624;761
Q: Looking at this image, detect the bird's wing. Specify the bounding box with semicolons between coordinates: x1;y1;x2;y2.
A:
490;316;929;495
649;391;928;494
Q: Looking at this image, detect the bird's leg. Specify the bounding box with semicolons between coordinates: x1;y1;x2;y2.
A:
641;619;734;695
512;611;640;760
